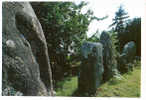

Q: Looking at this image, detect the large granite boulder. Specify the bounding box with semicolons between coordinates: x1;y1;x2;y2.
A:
118;41;136;72
100;31;119;82
2;2;53;96
78;42;104;94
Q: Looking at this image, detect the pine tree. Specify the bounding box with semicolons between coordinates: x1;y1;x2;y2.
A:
110;5;129;52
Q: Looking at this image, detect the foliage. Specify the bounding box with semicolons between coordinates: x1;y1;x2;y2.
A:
110;5;129;52
110;5;141;56
31;2;105;81
109;5;129;31
123;18;141;56
86;32;100;42
108;30;120;57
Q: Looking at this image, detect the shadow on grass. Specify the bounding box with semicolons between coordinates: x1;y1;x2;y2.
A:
72;89;80;97
72;88;96;97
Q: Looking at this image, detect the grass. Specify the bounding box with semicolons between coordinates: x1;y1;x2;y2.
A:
55;76;78;96
55;61;141;97
96;62;141;97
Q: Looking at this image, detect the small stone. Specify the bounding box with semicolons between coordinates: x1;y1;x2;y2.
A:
6;40;15;49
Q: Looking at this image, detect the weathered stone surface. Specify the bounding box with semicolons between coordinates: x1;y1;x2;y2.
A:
100;31;119;82
118;41;136;72
2;2;53;96
78;42;104;94
122;41;136;61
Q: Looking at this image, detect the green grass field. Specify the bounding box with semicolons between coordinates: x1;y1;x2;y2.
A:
55;76;78;96
55;62;141;97
96;66;141;97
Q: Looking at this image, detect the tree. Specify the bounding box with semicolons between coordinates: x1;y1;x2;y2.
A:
110;5;129;52
86;31;100;42
31;2;105;82
123;18;141;56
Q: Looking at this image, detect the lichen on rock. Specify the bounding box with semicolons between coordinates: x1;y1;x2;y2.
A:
2;2;53;96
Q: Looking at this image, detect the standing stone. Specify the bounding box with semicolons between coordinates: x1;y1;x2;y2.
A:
2;2;53;96
79;42;104;94
118;41;136;72
100;31;119;82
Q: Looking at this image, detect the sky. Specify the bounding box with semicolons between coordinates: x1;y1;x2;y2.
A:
75;0;143;37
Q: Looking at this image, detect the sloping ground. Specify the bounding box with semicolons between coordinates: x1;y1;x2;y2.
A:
55;62;141;97
96;63;141;97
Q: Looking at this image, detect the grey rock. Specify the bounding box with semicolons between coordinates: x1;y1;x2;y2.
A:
2;2;53;96
100;31;119;82
6;40;16;49
122;41;136;60
118;41;136;72
78;42;104;94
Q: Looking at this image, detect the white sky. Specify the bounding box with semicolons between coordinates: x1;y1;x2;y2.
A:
75;0;143;37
